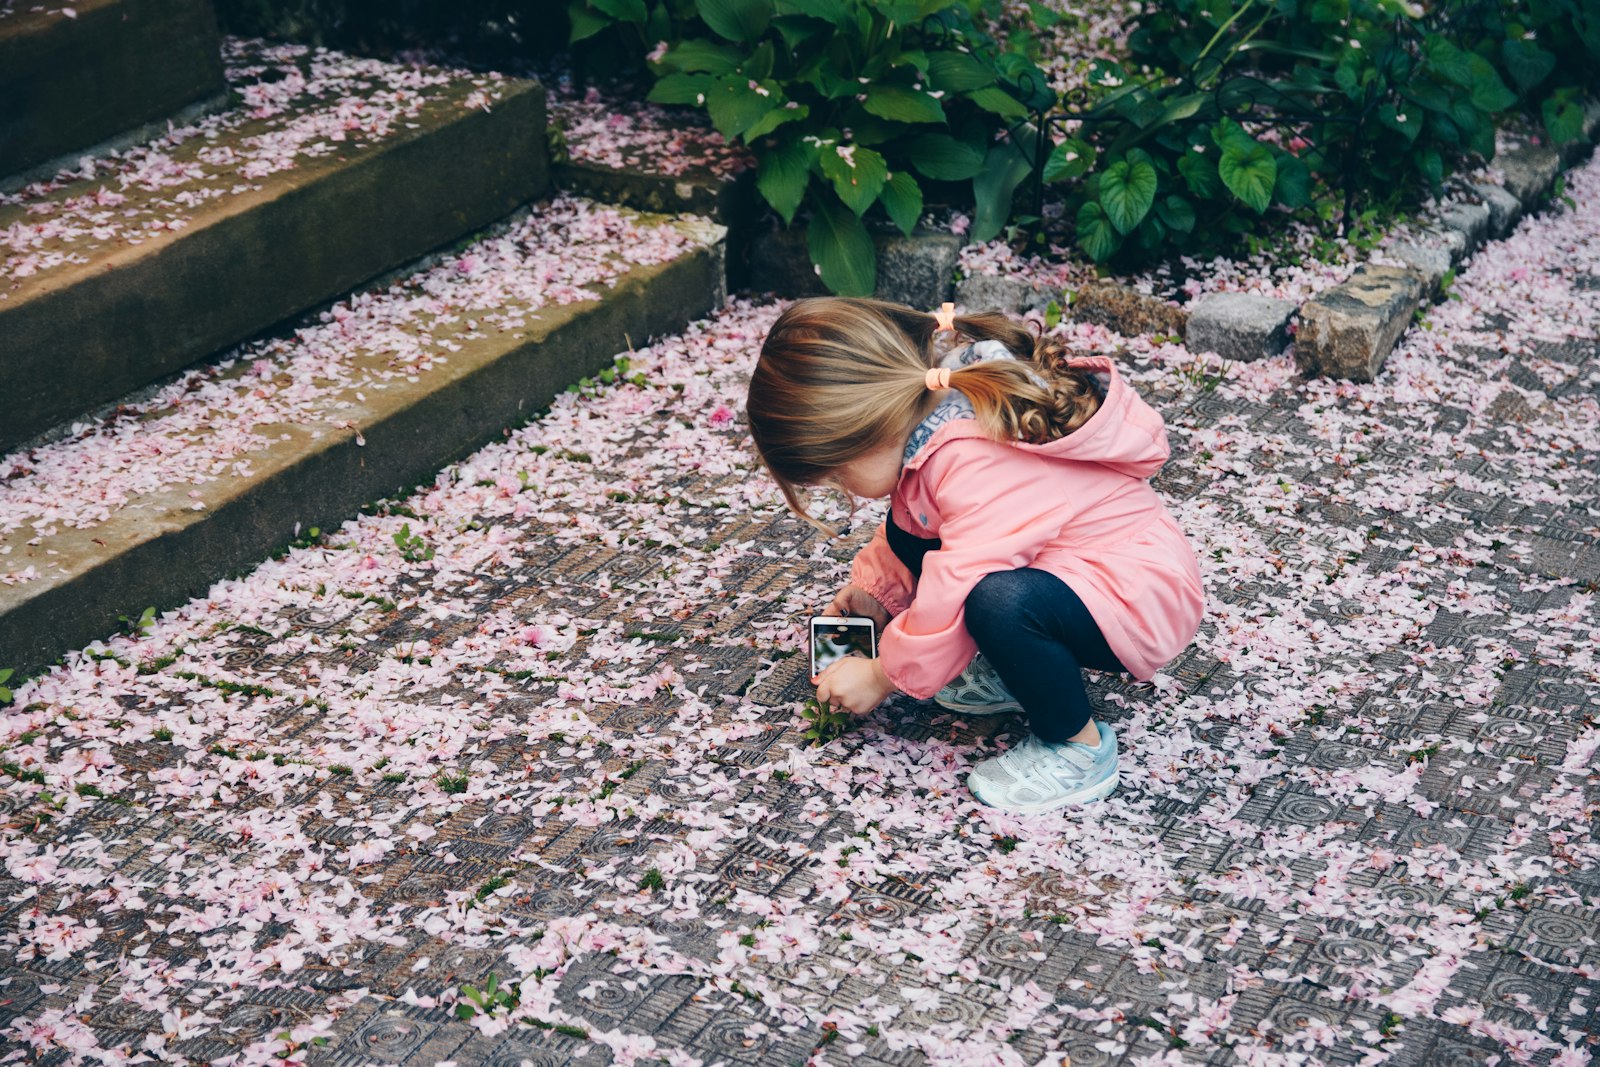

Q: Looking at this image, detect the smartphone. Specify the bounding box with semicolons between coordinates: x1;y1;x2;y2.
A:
810;616;878;677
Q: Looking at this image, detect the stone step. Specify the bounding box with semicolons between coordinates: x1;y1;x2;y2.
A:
0;0;226;181
546;80;758;286
0;39;549;452
0;195;726;674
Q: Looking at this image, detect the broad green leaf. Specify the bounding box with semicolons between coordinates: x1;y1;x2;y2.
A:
757;136;811;225
773;14;833;50
705;75;782;139
818;142;889;215
744;102;808;140
969;86;1030;119
661;38;743;74
646;72;715;105
1075;200;1121;262
1379;102;1419;143
862;85;946;124
808;192;876;296
1218;139;1276;213
905;132;986;180
589;0;647;22
697;0;773;43
1099;150;1158;234
1273;154;1311;209
1467;63;1516;114
1418;147;1443;191
1042;137;1094;182
880;170;924;236
1178;150;1223;200
1501;39;1555;94
1543;96;1585;143
1404;82;1451;113
1157;92;1207;127
1425;37;1475;88
775;0;848;20
1210;117;1256;156
971;133;1037;243
1154;194;1195;234
926;51;995;93
568;0;610;42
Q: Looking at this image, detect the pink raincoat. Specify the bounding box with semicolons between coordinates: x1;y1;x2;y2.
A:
850;355;1204;699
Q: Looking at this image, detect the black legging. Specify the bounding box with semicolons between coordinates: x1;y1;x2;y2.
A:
885;516;1124;743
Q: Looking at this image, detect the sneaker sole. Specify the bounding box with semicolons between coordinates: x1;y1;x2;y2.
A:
967;769;1119;814
933;697;1024;716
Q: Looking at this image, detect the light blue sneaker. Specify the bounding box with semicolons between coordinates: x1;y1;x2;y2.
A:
934;652;1022;716
967;722;1119;814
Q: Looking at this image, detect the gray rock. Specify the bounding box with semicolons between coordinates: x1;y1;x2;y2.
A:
1070;281;1188;338
1436;199;1491;254
1295;264;1425;382
1185;293;1297;362
955;273;1054;315
1557;100;1600;166
1471;182;1522;239
875;232;960;308
1498;141;1562;206
746;225;958;305
1384;242;1454;297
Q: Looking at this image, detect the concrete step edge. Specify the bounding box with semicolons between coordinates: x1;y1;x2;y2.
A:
0;212;727;675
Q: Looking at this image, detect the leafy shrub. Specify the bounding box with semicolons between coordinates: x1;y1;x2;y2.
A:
578;0;1049;294
1052;0;1600;266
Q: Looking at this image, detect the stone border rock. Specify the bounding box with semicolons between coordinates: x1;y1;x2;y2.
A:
1296;101;1600;381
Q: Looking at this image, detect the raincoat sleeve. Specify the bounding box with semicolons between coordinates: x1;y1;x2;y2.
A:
876;439;1079;699
848;520;914;617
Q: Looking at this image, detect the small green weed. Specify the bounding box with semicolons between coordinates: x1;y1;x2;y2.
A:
393;523;435;562
800;697;853;746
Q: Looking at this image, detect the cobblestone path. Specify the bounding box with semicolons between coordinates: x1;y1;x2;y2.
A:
2;158;1599;1066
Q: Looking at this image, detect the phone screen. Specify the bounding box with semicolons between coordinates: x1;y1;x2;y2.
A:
811;619;876;675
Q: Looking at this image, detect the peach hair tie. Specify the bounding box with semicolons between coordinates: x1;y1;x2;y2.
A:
924;366;952;390
932;302;957;333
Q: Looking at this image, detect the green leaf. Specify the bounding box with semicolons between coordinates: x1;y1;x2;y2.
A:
646;72;715;106
1466;58;1516;113
969;86;1030;119
696;0;773;43
705;75;782;139
1076;200;1121;262
970;134;1035;243
1417;147;1443;191
1543;96;1585;144
1098;150;1158;234
1426;37;1475;88
1218;139;1276;213
1379;102;1419;144
756;136;810;225
567;0;610;42
905;132;985;180
589;0;647;22
661;38;744;74
1501;38;1555;94
808;192;876;296
926;51;995;93
862;85;946;125
1154;194;1195;234
744;102;807;140
1177;150;1223;200
1273;154;1311;209
818;142;888;215
880;170;924;236
1042;137;1094;182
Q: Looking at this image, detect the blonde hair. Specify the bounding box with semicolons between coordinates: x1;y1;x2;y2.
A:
745;297;1103;530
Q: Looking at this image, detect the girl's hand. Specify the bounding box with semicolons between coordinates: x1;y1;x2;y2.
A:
827;583;890;630
813;656;895;716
